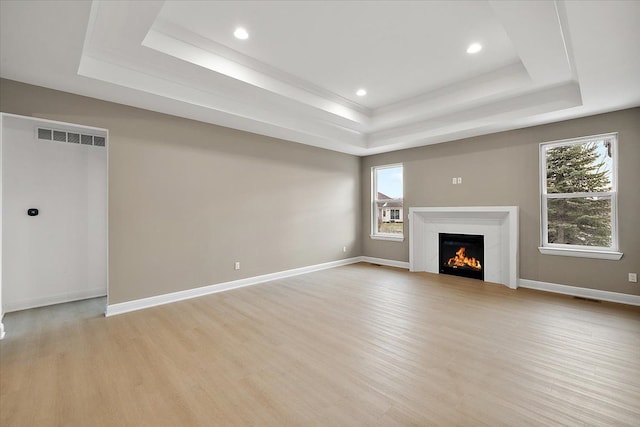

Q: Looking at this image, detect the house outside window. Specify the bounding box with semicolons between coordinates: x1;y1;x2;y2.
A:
539;133;622;260
371;164;403;241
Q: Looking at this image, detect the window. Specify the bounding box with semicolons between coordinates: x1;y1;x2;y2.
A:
539;133;622;259
372;164;403;241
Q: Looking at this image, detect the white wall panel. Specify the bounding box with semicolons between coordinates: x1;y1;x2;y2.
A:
1;114;107;312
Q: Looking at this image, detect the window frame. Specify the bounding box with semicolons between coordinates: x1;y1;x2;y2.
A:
538;132;622;260
371;163;404;242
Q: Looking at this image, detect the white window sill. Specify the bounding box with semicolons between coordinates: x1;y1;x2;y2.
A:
538;246;623;260
370;234;404;242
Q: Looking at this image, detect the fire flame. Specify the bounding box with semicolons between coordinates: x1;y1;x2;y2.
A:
447;247;482;271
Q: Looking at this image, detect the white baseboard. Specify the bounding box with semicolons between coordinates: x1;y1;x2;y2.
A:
518;278;640;306
360;256;410;269
4;288;107;313
106;256;638;317
106;257;362;317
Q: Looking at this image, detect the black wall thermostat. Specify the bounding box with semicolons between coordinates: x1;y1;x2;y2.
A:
27;208;39;216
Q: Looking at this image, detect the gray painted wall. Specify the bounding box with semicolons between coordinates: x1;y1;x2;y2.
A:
2;78;638;301
1;79;361;304
361;108;640;295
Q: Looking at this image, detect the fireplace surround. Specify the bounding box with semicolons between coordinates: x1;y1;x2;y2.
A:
409;206;518;288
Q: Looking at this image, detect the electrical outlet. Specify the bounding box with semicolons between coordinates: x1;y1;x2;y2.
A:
629;273;638;283
452;177;457;184
457;177;462;184
343;246;347;253
234;262;240;270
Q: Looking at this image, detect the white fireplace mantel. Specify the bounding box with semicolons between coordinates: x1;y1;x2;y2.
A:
409;206;519;289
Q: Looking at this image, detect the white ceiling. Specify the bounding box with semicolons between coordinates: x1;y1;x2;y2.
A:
1;0;639;156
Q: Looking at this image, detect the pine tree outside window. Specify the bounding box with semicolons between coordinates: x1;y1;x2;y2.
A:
539;133;622;259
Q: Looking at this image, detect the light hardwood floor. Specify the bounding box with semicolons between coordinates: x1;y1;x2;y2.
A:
1;263;639;426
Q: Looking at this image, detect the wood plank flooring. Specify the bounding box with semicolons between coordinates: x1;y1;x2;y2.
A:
1;263;639;426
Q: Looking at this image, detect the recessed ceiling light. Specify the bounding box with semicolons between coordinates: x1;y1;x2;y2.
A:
467;43;482;54
356;89;367;97
234;27;249;40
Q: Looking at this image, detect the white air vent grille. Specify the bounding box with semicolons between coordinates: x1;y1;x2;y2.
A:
38;128;52;140
37;127;105;148
81;134;93;145
67;132;80;144
53;130;66;142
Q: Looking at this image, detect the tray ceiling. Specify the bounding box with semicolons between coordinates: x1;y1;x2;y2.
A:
1;1;639;155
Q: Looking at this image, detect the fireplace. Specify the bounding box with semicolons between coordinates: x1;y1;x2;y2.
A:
439;233;484;280
409;206;518;288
